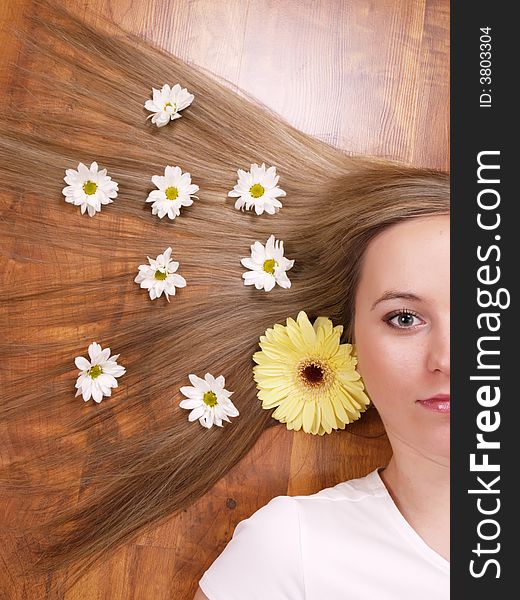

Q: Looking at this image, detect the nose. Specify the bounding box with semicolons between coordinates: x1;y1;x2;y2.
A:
426;321;450;376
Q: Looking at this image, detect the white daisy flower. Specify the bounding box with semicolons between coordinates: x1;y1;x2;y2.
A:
134;246;186;302
74;342;126;403
144;83;195;128
240;234;295;292
146;165;200;220
228;162;286;215
62;161;119;217
179;373;239;429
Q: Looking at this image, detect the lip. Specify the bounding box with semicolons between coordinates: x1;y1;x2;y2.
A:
416;394;450;413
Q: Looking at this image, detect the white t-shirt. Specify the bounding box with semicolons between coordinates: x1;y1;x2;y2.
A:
198;466;449;599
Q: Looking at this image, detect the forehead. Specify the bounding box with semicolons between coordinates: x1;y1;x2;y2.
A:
357;215;450;300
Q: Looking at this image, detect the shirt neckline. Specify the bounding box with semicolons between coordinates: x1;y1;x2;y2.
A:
367;466;450;574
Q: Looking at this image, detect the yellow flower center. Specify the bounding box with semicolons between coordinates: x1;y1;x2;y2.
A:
154;269;167;280
249;183;265;198
88;364;103;379
263;258;277;274
83;180;97;195
164;102;177;111
165;186;179;200
297;358;333;390
203;391;218;407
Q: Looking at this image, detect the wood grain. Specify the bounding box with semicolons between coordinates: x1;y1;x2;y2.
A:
0;1;449;598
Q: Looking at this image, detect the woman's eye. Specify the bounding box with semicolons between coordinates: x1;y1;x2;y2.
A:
385;311;423;329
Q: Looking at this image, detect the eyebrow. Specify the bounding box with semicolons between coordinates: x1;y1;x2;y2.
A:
370;291;423;311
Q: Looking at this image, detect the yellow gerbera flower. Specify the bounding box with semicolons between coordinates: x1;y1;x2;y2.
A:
252;310;370;435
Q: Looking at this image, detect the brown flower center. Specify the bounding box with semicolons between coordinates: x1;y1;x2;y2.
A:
297;358;333;390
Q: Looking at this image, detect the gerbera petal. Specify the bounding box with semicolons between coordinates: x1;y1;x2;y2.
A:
284;394;306;422
330;393;350;423
302;400;316;434
285;318;307;349
320;396;337;430
310;404;323;435
296;311;317;346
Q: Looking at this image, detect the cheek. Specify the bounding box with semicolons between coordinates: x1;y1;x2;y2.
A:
356;330;424;412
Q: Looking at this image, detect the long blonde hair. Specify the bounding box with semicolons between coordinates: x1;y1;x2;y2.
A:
0;0;449;593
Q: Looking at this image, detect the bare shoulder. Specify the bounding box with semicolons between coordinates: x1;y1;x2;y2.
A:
193;586;210;600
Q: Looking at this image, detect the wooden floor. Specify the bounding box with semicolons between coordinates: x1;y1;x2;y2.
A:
0;0;449;598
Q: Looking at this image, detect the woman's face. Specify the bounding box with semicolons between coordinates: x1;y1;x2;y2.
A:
353;215;450;463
